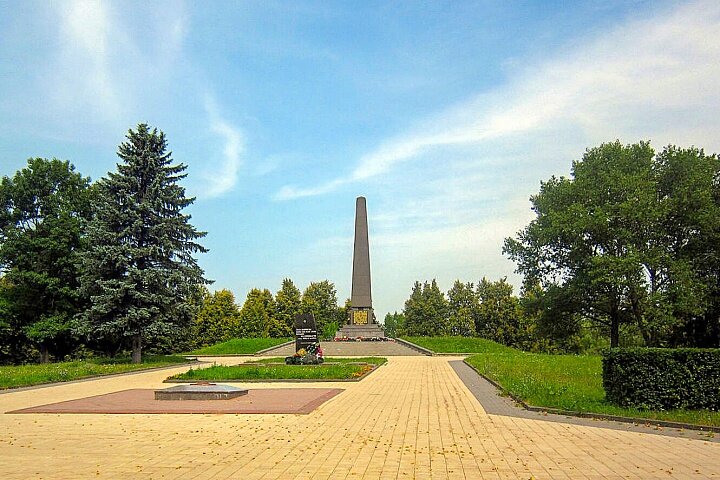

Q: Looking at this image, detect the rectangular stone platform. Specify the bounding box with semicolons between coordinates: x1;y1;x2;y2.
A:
154;383;248;401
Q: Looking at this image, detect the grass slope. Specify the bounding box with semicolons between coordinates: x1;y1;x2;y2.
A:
403;336;514;353
0;355;190;390
187;338;291;355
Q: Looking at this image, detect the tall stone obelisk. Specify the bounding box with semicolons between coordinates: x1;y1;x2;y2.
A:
349;196;374;325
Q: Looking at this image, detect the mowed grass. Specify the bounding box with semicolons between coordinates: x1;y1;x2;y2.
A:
187;337;291;355
169;357;387;381
464;344;720;427
248;357;387;366
0;355;191;390
403;336;515;353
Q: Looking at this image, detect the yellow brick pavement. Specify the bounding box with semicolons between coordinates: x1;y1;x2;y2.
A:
1;356;718;479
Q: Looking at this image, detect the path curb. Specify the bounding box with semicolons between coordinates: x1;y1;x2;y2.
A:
0;360;201;395
394;338;434;356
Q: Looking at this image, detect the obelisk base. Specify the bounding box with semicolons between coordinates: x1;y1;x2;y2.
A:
349;307;374;325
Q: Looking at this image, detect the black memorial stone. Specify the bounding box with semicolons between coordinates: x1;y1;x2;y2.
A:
286;313;323;364
294;313;319;352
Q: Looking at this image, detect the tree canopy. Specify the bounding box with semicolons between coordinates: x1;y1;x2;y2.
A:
77;124;208;362
504;141;720;347
0;158;93;362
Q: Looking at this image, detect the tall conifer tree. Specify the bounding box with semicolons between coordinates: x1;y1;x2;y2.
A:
78;124;208;362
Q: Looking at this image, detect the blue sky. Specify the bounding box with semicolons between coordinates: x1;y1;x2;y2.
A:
2;0;720;319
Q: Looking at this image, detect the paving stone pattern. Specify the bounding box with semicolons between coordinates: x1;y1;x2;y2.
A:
1;356;719;479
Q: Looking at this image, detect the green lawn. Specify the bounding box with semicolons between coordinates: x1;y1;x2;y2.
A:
403;336;515;353
169;358;386;381
248;357;387;366
0;355;191;390
186;337;291;355
464;344;720;428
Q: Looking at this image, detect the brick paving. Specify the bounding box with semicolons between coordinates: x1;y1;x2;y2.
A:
1;356;719;479
9;388;343;415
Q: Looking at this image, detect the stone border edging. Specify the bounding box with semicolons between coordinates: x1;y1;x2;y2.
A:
462;359;720;434
394;338;434;356
0;360;202;395
164;362;383;384
254;340;294;355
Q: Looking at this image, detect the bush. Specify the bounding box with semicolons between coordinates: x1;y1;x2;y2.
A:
602;348;720;410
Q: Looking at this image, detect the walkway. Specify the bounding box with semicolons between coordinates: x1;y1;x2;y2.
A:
1;356;718;479
258;340;423;356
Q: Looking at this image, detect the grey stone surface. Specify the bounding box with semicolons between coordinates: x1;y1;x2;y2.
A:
259;340;423;356
155;384;248;401
350;197;373;318
335;324;386;338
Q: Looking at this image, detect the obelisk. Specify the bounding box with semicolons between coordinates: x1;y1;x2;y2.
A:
349;196;373;325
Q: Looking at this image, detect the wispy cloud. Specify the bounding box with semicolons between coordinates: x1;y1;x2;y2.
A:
54;0;120;119
45;0;189;136
276;0;720;201
202;96;244;197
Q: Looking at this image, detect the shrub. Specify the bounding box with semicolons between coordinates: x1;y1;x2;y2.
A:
602;348;720;410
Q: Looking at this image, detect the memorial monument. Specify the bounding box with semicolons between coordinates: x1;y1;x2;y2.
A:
336;196;385;339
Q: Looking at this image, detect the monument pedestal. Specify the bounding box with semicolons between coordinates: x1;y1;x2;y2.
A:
335;323;386;339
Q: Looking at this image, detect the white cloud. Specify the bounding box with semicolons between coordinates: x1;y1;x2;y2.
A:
46;1;189;134
202;96;244;197
55;0;120;119
276;0;720;200
283;0;720;313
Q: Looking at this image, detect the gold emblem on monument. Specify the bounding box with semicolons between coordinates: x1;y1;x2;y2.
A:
354;310;368;325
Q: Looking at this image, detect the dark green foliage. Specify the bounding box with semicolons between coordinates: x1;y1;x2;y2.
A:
0;158;93;362
475;277;534;346
382;311;405;338
505;141;720;348
446;281;477;337
401;280;448;336
237;288;276;337
193;288;241;346
275;278;301;332
602;348;720;410
77;124;208;363
301;280;340;337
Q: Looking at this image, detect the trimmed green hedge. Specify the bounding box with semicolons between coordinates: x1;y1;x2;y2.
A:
602;348;720;410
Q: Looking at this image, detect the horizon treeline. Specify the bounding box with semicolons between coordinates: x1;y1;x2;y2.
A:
390;141;720;352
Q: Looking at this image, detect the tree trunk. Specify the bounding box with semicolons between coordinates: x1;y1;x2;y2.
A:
131;334;142;364
610;305;620;348
39;344;49;364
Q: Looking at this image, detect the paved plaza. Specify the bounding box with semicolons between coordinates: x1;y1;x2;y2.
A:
1;356;719;479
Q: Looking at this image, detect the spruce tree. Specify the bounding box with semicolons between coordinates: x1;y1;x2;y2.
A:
78;124;208;363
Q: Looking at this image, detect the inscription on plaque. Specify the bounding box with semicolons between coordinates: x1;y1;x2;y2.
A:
294;313;319;352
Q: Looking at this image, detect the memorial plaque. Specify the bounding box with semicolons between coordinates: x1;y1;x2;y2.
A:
294;313;319;353
353;310;368;325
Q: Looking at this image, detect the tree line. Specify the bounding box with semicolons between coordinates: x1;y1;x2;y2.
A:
0;124;207;364
391;141;720;352
192;279;346;348
387;278;544;351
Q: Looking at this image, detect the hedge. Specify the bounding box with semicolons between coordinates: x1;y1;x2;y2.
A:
602;348;720;410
